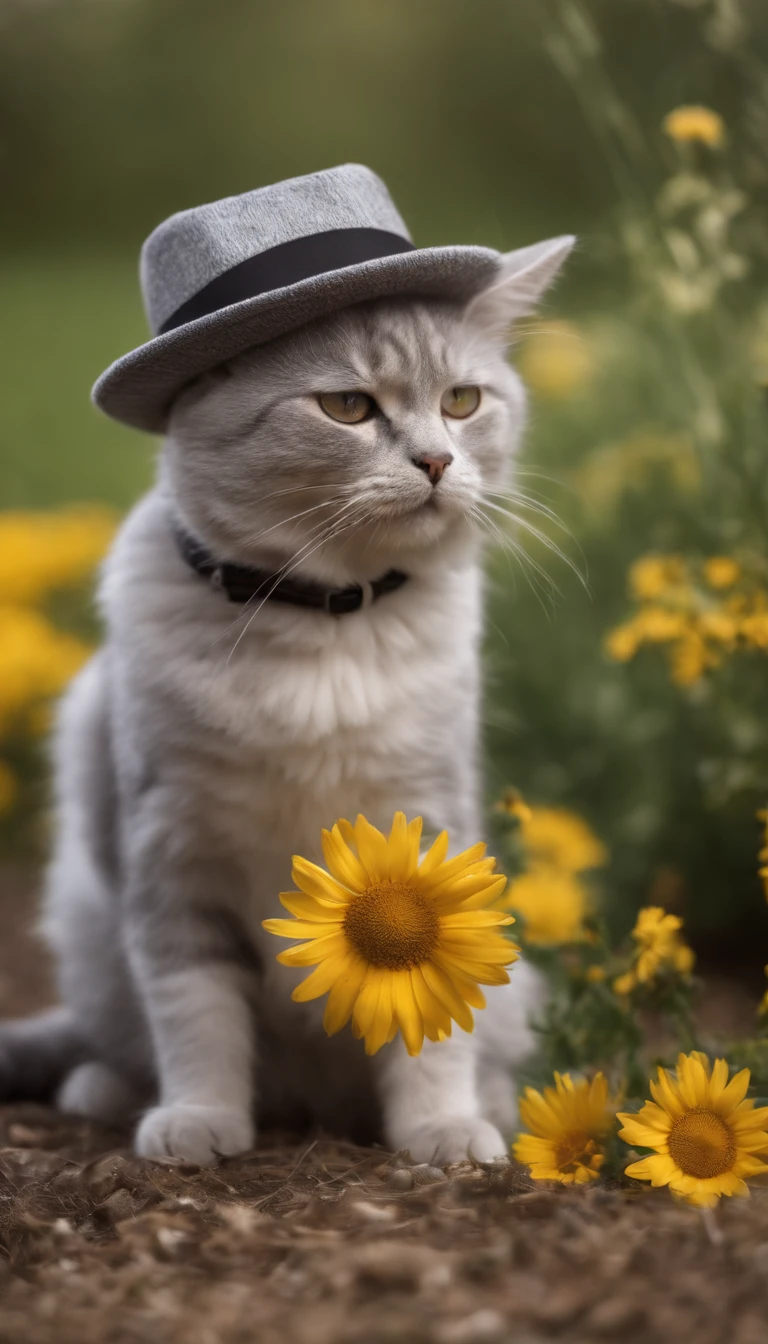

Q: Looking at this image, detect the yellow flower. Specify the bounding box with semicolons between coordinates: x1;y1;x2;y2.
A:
618;1052;768;1208
585;964;607;984
503;867;590;945
670;632;709;686
495;788;532;823
516;807;607;874
0;605;91;733
0;760;17;815
634;606;688;643
697;610;738;644
605;621;641;662
741;611;768;649
629;555;686;602
517;321;595;399
613;971;637;997
663;106;725;148
263;813;518;1056
614;906;694;995
704;556;740;590
0;507;116;606
514;1072;615;1185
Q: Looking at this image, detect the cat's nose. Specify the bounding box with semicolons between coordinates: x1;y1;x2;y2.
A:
414;450;453;485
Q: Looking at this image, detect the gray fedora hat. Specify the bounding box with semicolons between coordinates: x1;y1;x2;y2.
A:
92;163;504;433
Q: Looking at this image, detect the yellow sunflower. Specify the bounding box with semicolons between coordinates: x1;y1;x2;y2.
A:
514;1072;615;1185
618;1052;768;1208
263;812;518;1056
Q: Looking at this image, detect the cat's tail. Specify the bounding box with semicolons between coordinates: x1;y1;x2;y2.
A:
0;1008;88;1102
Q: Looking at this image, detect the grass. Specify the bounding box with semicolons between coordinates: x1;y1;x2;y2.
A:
1;253;155;510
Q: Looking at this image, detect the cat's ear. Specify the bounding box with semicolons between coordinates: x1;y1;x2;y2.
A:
464;235;576;338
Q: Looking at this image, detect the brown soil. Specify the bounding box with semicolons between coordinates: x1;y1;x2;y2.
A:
1;866;768;1344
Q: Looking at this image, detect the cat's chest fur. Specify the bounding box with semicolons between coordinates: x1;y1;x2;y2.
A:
102;490;484;884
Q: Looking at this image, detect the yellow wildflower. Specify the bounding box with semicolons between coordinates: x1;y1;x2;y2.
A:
629;555;686;602
697;610;738;644
585;964;607;984
670;632;709;686
516;807;607;874
741;612;768;649
514;1072;615;1185
663;106;725;148
517;321;595;399
495;788;532;823
704;557;740;590
263;812;517;1056
613;971;637;997
0;605;91;733
503;867;590;945
634;607;688;643
0;760;17;815
605;622;641;662
613;906;694;995
0;507;116;606
619;1052;768;1208
757;810;768;901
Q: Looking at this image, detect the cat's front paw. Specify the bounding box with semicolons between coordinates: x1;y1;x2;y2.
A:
397;1117;508;1166
135;1103;254;1165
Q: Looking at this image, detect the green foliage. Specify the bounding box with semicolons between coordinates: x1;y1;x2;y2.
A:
484;0;768;950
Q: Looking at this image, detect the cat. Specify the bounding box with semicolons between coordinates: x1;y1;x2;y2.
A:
0;236;572;1165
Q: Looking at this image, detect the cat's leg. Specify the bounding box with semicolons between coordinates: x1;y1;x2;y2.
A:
57;1060;145;1124
0;1008;87;1102
123;814;257;1165
375;1033;509;1165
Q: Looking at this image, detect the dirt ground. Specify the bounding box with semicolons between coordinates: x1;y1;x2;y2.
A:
2;866;768;1344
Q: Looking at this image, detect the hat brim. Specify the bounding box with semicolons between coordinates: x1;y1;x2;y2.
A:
92;245;502;433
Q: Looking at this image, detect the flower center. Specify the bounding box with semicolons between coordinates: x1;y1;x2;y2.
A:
554;1132;603;1175
343;881;440;970
668;1107;736;1179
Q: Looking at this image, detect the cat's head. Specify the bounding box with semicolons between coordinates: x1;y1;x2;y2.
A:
164;235;574;582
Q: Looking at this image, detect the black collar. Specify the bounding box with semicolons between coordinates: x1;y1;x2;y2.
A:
174;525;409;616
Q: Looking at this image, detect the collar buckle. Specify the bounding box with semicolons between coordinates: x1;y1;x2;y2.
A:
325;582;372;616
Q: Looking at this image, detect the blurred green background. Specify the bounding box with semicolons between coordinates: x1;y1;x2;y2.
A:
3;0;768;960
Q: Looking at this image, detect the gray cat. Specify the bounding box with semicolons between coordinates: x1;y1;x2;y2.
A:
0;238;572;1166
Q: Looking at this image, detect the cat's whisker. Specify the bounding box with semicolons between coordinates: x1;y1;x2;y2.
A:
468;504;558;613
223;497;371;663
478;497;588;592
209;497;362;650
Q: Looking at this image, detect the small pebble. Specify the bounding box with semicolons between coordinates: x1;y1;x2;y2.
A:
387;1167;414;1191
411;1163;447;1186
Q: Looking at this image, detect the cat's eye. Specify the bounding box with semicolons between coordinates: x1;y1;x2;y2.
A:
318;391;375;424
440;386;481;419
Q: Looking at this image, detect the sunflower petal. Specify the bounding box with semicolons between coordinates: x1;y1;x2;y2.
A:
624;1153;676;1186
418;830;449;876
321;825;368;891
263;918;340;940
278;892;345;922
322;955;368;1035
417;843;489;894
393;971;425;1056
291;954;352;1002
291;856;349;904
386;812;422;881
353;814;390;882
363;975;395;1055
421;961;475;1033
276;932;347;966
411;965;452;1039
